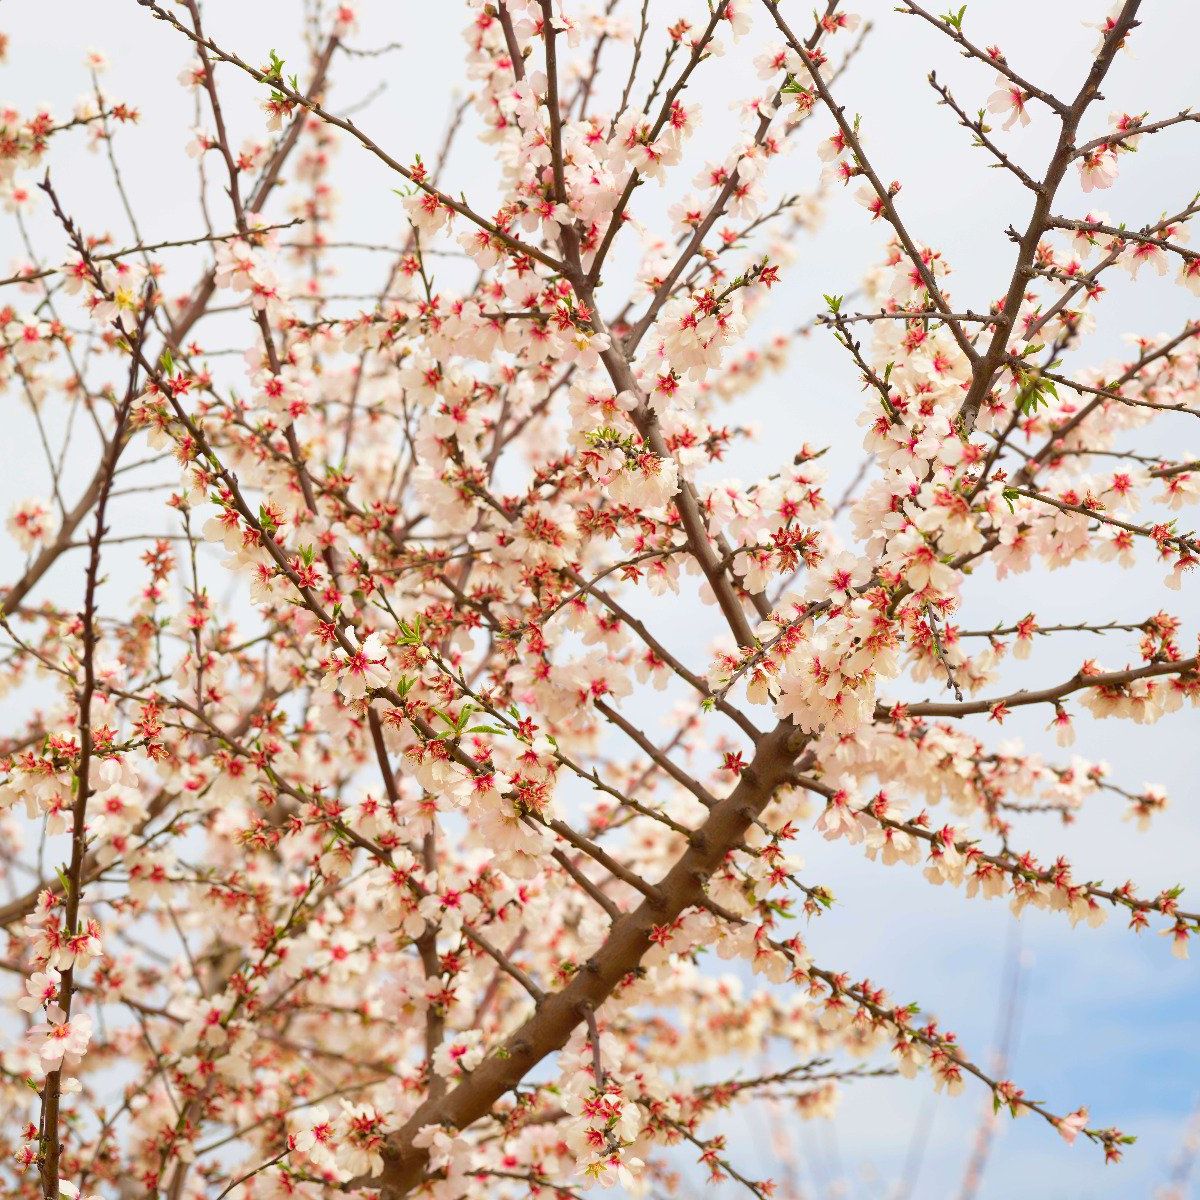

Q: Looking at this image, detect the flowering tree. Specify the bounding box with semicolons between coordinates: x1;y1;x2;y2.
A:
0;0;1197;1197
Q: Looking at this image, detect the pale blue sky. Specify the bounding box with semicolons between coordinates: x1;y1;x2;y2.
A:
2;1;1198;1196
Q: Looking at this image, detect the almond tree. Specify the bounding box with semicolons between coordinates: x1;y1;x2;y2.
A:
0;2;1197;1198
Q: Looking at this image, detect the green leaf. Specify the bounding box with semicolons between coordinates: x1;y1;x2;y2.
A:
941;5;967;31
397;616;424;646
1013;368;1056;416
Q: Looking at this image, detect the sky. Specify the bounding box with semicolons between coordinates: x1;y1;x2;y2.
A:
2;1;1198;1197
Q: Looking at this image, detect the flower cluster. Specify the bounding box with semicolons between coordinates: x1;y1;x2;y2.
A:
0;3;1194;1197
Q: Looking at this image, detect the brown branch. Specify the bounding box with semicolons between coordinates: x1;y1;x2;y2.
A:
954;0;1143;430
884;655;1197;720
368;720;804;1197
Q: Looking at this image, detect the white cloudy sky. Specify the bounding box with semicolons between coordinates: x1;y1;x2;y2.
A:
2;1;1199;1197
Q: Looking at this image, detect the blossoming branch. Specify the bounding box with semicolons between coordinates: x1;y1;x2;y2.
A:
0;1;1197;1198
